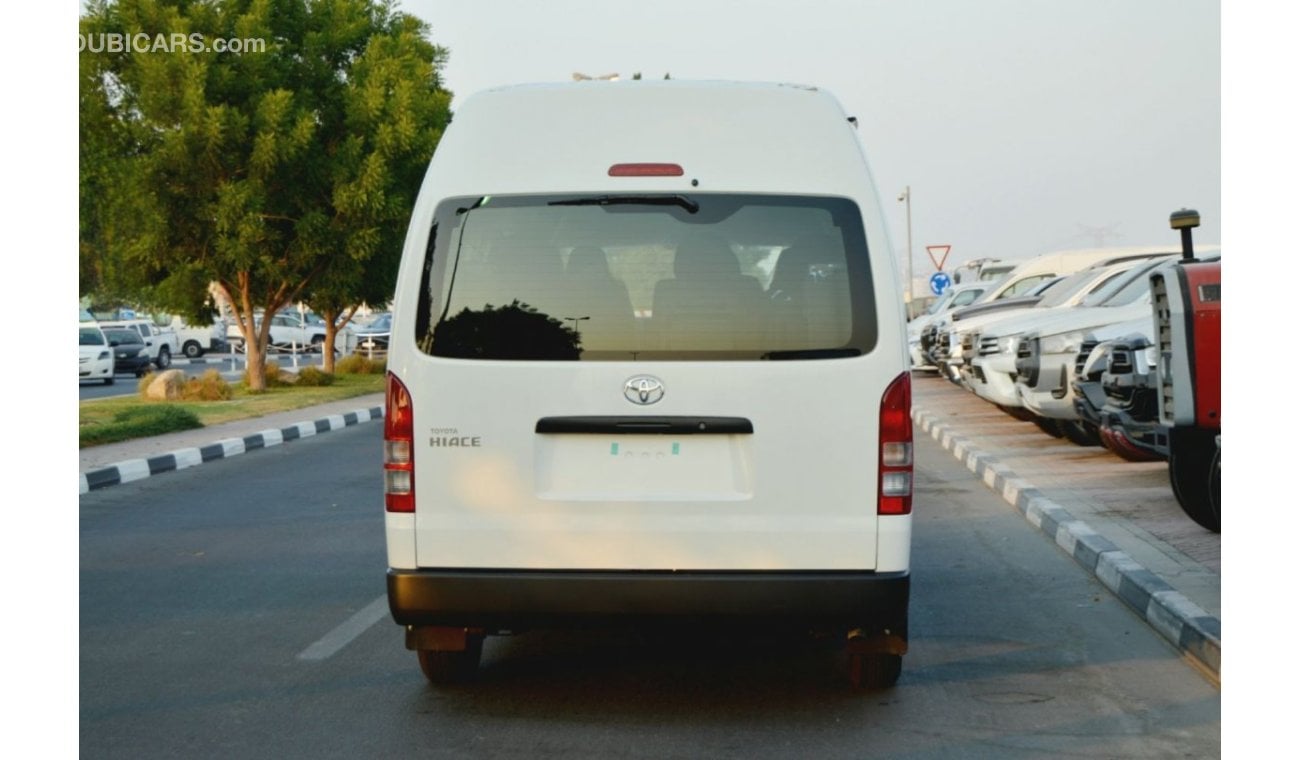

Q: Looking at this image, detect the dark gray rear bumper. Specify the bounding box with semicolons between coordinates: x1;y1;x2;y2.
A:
387;568;909;633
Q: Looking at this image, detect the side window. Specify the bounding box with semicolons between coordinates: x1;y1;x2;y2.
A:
952;290;981;307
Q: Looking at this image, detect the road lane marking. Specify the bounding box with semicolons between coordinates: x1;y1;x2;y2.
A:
297;595;389;661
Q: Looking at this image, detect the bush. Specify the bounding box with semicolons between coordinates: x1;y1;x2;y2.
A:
183;369;234;400
79;405;203;447
336;353;387;375
294;365;335;386
137;372;157;396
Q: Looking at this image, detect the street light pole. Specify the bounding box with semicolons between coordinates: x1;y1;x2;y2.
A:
897;186;914;316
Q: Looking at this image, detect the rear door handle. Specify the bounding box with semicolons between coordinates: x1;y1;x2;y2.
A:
535;416;753;435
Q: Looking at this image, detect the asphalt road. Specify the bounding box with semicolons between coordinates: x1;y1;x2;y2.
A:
79;422;1219;759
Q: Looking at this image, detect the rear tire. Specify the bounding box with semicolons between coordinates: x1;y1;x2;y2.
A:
417;636;484;685
1168;428;1220;532
183;340;204;359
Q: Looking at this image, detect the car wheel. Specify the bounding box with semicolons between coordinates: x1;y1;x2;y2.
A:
1060;419;1101;447
156;346;172;369
183;340;204;359
104;376;115;386
310;335;326;353
416;636;484;685
848;653;902;690
1168;428;1220;533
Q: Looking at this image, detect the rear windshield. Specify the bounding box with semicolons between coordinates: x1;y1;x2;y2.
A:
414;194;877;360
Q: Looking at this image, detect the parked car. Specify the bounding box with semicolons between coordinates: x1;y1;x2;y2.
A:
353;312;391;355
102;328;154;377
1071;322;1168;462
964;255;1175;416
98;318;179;370
228;310;350;354
907;283;987;370
1012;252;1218;445
925;246;1191;373
165;315;229;358
926;278;1065;385
79;323;115;385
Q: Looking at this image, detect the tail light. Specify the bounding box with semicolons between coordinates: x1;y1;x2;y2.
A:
384;372;415;512
878;372;913;515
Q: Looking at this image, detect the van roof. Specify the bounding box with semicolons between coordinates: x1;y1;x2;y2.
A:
425;81;871;197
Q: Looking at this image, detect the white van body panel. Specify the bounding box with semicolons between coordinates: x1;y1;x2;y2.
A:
402;360;897;571
388;83;910;613
412;82;882;201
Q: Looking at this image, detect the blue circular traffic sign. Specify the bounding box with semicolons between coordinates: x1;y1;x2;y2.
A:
929;272;952;296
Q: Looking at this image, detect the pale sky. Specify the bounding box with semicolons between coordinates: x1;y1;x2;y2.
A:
397;0;1221;275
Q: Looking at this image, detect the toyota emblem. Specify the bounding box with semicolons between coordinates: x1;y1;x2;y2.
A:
624;375;665;405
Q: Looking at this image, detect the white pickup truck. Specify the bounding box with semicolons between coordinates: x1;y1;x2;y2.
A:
228;311;350;353
98;318;180;370
168;316;229;359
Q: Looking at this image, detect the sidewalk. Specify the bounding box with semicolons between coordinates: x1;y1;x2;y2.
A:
910;372;1220;681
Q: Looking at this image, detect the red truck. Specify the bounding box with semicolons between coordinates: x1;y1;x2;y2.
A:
1150;209;1220;532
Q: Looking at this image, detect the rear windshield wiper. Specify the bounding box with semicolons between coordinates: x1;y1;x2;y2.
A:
549;194;699;214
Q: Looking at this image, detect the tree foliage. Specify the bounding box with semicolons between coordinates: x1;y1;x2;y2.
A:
79;0;452;389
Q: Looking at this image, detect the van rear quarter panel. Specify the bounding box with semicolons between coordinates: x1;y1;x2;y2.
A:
388;82;908;573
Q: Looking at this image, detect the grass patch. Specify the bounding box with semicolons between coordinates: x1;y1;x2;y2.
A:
80;372;385;449
79;405;203;447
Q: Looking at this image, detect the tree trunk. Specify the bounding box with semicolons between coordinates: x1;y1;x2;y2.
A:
216;280;273;392
323;319;339;373
320;306;358;374
244;327;268;391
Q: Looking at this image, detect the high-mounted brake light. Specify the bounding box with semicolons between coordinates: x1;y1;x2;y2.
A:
608;163;685;177
878;372;913;515
384;372;415;513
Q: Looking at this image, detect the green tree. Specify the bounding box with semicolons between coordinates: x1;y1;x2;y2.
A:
79;0;452;389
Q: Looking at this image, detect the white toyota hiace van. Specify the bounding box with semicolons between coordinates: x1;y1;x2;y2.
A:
384;81;913;689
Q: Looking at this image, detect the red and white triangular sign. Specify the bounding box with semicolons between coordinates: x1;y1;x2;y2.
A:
926;244;951;271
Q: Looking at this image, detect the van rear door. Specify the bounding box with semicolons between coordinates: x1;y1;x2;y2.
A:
403;193;895;572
